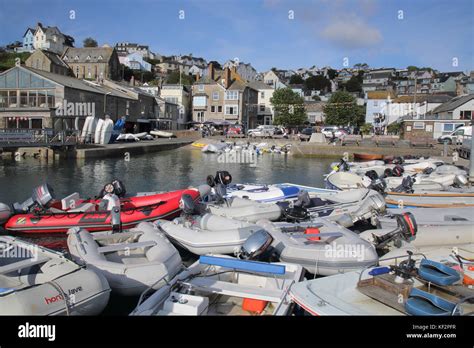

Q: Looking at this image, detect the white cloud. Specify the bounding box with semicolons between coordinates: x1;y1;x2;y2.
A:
321;15;382;49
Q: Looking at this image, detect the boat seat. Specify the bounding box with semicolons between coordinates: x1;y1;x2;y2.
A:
405;288;458;316
97;241;156;254
68;203;96;213
0;256;50;275
188;278;284;303
418;259;461;286
61;192;80;210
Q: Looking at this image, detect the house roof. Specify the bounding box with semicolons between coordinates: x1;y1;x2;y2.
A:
431;94;474;114
392;94;452;104
367;91;396;99
62;47;116;63
247;80;274;90
38;50;70;69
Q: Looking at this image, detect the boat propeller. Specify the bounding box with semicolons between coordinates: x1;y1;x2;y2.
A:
206;171;232;187
373;212;418;249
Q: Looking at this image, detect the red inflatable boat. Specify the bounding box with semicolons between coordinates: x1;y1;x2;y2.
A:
4;188;200;234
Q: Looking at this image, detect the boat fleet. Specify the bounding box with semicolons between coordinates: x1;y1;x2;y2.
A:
198;140;292;155
0;160;472;316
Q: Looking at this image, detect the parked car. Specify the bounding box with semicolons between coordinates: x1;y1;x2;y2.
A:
298;127;315;141
227;126;243;135
437;126;472;145
321;126;346;138
247;125;275;137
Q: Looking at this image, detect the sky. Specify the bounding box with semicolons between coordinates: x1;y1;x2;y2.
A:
0;0;473;73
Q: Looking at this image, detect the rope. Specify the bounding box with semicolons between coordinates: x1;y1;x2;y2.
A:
48;280;70;316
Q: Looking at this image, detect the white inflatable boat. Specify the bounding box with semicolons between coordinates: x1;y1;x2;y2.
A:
151;130;173;138
131;255;304;316
226;184;301;202
67;222;183;296
256;220;380;276
201;143;228;153
0;236;110;315
290;251;473;315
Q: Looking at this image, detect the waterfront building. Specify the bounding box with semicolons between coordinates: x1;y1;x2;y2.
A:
401;94;474;141
362;68;395;93
115;42;155;60
304;101;326;124
191;64;258;128
160;84;191;129
248;80;275;125
0;65;157;131
62;46;121;81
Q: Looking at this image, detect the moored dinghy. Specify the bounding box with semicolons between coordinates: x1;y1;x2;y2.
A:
0;236;110;315
67;222;183;296
290;251;474;316
130;255;304;316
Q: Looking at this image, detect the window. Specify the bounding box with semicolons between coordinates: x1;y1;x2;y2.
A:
217;106;222;113
260;105;265;112
28;90;37;107
460;110;472;120
413;122;425;129
211;106;216;112
225;105;238;115
20;91;28;107
261;92;265;99
196;111;204;122
212;91;219;100
8;91;17;107
0;91;7;107
38;90;47;107
193;96;206;107
86;55;91;61
225;91;238;100
31;118;42;129
198;84;204;91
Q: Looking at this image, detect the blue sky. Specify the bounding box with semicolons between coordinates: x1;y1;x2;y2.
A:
0;0;473;72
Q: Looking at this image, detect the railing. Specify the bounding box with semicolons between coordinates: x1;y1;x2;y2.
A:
0;128;78;147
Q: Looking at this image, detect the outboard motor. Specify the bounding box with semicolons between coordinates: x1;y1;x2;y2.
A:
282;190;311;222
392;176;415;193
391;156;404;165
206;171;232;187
373;212;418;250
367;173;387;194
294;190;311;208
237;230;273;260
13;184;55;213
392;165;404;177
214;183;228;202
179;193;196;216
422;167;434;175
383;168;393;178
111;206;121;233
99;179;127;198
454;174;468;187
365;170;379;181
197;184;212;201
0;203;12;224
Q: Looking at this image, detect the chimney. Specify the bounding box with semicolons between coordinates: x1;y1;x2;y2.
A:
224;67;232;89
209;63;214;80
196;72;201;81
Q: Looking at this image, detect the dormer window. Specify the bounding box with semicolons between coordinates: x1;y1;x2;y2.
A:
86;55;91;61
74;55;79;61
98;55;103;60
63;56;68;61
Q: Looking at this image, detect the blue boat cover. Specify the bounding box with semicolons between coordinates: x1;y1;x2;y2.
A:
405;288;457;316
199;255;286;275
418;259;461;286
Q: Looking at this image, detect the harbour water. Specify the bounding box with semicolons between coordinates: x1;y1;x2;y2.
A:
0;145;333;204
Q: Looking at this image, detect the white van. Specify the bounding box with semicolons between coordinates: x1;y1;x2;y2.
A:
438;125;472;145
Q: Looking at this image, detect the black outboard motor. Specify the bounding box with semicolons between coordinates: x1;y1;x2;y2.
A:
422;167;434;175
336;158;349;172
365;170;379;181
383;168;393;178
179;193;196;216
13;184;55;213
281;190;311;222
99;179;127;198
392;165;404;177
391;156;404;165
237;230;274;260
373;212;418;249
392;176;415;193
365;171;387;194
214;183;229;205
206;171;232;187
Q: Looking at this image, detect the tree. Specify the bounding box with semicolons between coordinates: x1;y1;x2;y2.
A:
387;122;402;134
289;75;304;85
353;63;369;70
166;71;194;85
83;37;98;47
312;95;321;101
305;75;330;91
0;51;31;72
343;75;362;93
327;69;337;80
323;91;365;127
270;88;307;127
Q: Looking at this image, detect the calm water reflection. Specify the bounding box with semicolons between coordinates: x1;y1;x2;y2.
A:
0;146;333;203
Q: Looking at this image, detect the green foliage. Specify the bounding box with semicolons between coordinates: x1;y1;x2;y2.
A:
323;91;365;127
83;37;98;47
0;51;31;72
120;64;155;83
305;75;330;91
166;71;194;85
353;63;369;70
342;75;362;92
312;95;321;101
387;122;402;134
360;123;373;135
270;88;307;127
289;75;304;85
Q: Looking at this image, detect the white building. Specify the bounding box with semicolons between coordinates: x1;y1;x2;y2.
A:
119;52;152;72
160;84;191;128
17;23;74;54
115;42;154;59
249;81;276;125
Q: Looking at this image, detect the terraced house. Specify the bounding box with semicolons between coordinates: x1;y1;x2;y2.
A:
191;64;258;128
